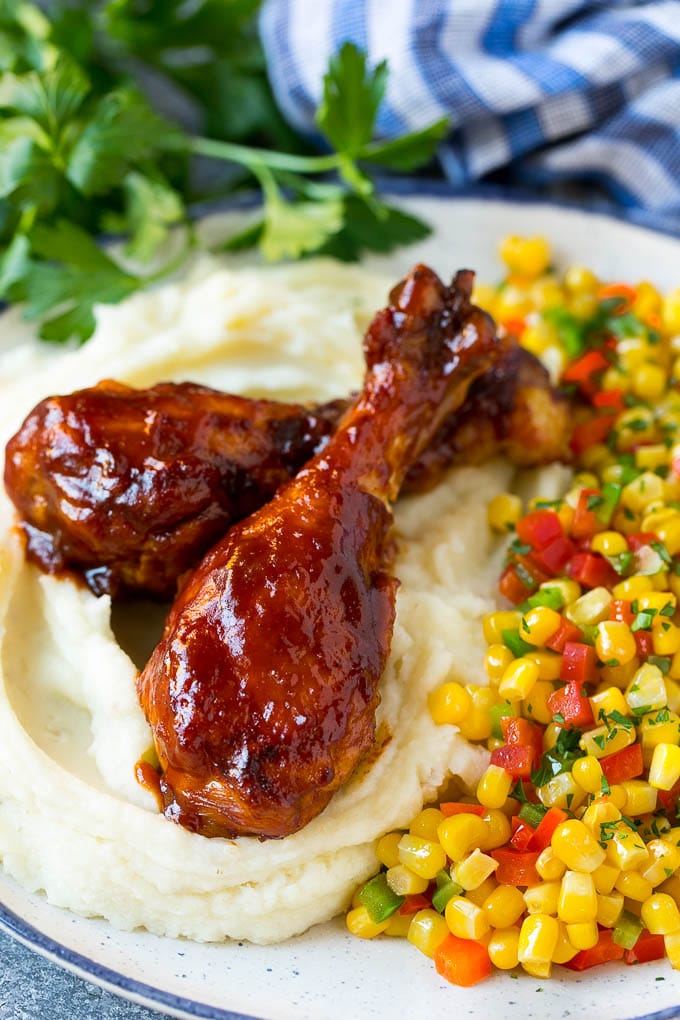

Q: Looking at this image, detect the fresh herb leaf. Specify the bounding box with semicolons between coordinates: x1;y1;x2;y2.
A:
316;42;388;159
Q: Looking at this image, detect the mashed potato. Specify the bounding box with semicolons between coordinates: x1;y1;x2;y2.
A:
0;258;567;944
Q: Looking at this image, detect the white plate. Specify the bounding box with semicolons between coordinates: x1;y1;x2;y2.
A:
2;193;680;1020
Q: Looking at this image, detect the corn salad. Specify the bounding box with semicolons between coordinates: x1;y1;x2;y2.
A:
347;236;680;988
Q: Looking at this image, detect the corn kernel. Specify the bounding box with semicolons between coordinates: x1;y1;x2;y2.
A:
477;809;512;851
615;871;654;902
595;621;637;667
484;644;514;684
616;412;657;453
498;657;540;701
558;871;597;924
428;682;471;726
524;882;560;916
457;685;498;741
600;658;640;690
541;578;581;607
580;722;636;759
552;922;579;964
499;235;551;279
591;531;629;557
663;287;680;334
641;840;680;888
386;865;429;896
483;885;526;928
625;663;667;715
634;280;662;318
589;688;629;724
613;576;654;600
659;875;680;908
536;846;567;882
606;822;650;872
476;764;512;810
376;831;402;869
407;909;449;958
582;798;621;832
636;591;677;613
383;912;412;937
665;929;680;969
410;808;445;842
593;861;621;895
483;611;522;644
346;905;390;938
397;835;447;880
609;784;628;810
662;827;680;848
666;679;680;712
518;913;559;964
520;606;563;648
437;814;487;863
537;771;587;811
566;921;599;950
487;492;523;533
649;743;680;791
636;444;671;472
471;283;498;314
596;891;624;928
465;875;497;908
653;619;680;657
640;711;680;757
658;518;680;557
564;264;599;295
567;587;612;627
445;896;489;940
531;276;564;310
633;362;667;401
572;755;604;794
620;780;658;815
552;819;606;873
523;679;556;724
453;849;499;891
521;959;553;979
487;928;520;970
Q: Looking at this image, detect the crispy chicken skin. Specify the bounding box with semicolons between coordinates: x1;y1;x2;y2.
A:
137;266;500;839
3;382;344;597
4;345;566;598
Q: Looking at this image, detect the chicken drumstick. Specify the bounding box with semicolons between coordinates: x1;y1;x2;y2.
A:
137;266;500;839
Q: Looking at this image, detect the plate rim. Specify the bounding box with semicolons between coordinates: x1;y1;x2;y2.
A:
1;188;679;1020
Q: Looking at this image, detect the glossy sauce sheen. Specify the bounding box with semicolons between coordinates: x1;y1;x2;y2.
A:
137;265;501;839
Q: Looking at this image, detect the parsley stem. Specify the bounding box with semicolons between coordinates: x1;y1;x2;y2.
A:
189;136;341;175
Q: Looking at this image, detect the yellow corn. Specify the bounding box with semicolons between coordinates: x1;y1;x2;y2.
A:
582;799;621;832
589;687;629;722
465;875;497;908
552;922;579;964
483;885;526;928
540;578;581;607
636;444;671;472
663;287;680;333
649;743;680;790
564;264;599;295
524;882;560;916
499;235;551;278
407;909;450;958
487;928;520;970
551;819;606;873
605;821;649;871
477;809;512;851
383;913;412;937
410;808;445;841
566;587;612;626
641;839;680;887
580;722;636;759
653;619;680;656
445;896;489;941
453;849;499;891
487;492;523;533
637;591;677;613
662;827;680;848
537;771;587;811
619;780;657;815
593;861;621;895
437;814;487;863
428;682;471;726
572;755;605;795
641;893;680;934
557;871;597;924
483;610;522;644
484;644;514;684
517;913;559;964
523;679;555;724
665;929;680;969
596;891;624;928
376;831;402;869
566;921;599;950
659;875;680;908
600;658;640;690
346;905;390;938
615;871;653;902
591;531;629;557
520;606;563;647
666;679;680;712
498;657;540;701
526;653;563;682
633;362;667;401
625;663;667;714
536;846;567;882
397;834;447;880
613;575;654;600
476;764;513;810
386;865;429;896
595;621;637;667
640;710;680;757
457;686;497;741
609;784;628;810
657;518;680;557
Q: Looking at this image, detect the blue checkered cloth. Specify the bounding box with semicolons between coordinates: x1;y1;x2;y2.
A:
259;0;680;234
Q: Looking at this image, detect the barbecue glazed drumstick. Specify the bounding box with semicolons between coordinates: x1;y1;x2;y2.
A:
137;266;500;839
3;345;566;599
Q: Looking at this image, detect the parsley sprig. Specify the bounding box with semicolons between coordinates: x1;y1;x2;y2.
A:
0;3;449;344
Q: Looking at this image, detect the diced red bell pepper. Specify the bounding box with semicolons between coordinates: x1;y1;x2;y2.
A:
626;532;659;552
600;742;643;785
624;931;665;965
502;318;526;338
439;802;486;817
563;350;610;398
634;630;654;658
510;819;535;852
563;929;625;971
434;934;492;987
548;683;595;729
560;642;597;685
598;282;637;315
527;807;569;852
516;510;563;550
657;776;680;815
399;893;432;915
489;744;534;778
570;416;614;455
592;389;625;413
567;551;619;589
502;717;544;771
609;599;634;626
529;534;576;575
572;488;601;541
545;618;583;653
489;848;541;887
498;563;532;604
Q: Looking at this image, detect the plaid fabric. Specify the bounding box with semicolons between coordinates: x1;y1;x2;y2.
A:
259;0;680;232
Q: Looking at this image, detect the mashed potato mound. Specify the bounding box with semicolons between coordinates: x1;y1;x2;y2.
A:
0;258;567;944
